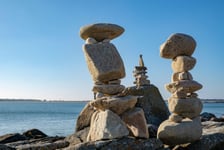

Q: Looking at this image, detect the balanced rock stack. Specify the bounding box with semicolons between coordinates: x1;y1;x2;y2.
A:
80;23;149;142
133;54;150;88
157;33;203;145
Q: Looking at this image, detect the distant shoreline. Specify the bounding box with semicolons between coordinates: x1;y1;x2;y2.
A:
0;98;90;102
0;98;224;103
164;99;224;103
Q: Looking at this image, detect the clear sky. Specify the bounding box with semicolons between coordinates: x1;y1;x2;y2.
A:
0;0;223;100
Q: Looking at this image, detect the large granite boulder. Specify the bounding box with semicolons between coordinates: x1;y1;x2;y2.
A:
123;84;170;126
168;97;203;119
157;117;202;146
171;56;196;73
80;23;124;42
160;33;196;59
90;96;137;115
166;80;202;94
83;42;125;82
87;110;129;141
75;102;95;132
121;107;149;138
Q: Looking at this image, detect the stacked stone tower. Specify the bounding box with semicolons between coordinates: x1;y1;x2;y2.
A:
157;33;203;145
133;55;150;88
80;23;149;141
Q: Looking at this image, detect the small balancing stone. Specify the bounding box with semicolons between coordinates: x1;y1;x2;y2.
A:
80;23;124;42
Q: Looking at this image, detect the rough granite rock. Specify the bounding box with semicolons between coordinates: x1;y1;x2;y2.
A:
168;97;203;119
92;84;125;95
200;112;217;122
160;33;196;59
83;42;125;82
87;110;129;141
22;128;47;139
0;131;68;150
174;133;224;150
0;133;27;144
202;121;224;135
12;139;69;150
121;107;149;138
172;71;193;82
90;96;137;115
166;80;202;94
171;56;196;73
123;84;170;126
0;144;14;150
157;117;202;146
80;23;124;42
64;137;164;150
75;102;95;132
66;127;90;146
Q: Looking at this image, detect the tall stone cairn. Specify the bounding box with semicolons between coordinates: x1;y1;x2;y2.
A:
133;54;150;88
157;33;203;146
80;23;148;141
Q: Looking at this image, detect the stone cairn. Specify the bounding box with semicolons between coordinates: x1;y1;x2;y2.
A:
157;33;203;145
80;23;149;141
133;54;150;88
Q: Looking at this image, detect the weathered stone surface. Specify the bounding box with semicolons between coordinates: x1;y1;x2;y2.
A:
64;137;164;150
87;110;129;141
200;112;217;122
66;127;90;146
175;133;224;150
90;96;137;115
0;133;27;144
202;121;224;135
123;84;170;126
157;117;202;146
92;84;125;95
22;128;47;139
1;132;68;150
168;97;203;118
121;107;149;138
83;43;125;82
0;144;14;150
172;71;193;82
171;56;196;72
75;102;95;132
160;33;196;59
80;23;124;42
13;139;69;150
166;80;202;94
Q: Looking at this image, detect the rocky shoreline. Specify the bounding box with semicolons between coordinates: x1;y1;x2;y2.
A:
0;112;223;150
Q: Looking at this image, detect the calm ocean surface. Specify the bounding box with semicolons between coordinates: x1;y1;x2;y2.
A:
0;101;223;136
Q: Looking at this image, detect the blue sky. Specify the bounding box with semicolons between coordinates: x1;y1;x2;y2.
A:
0;0;223;100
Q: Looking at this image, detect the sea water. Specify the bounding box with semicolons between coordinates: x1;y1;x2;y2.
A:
0;101;223;136
0;101;87;136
